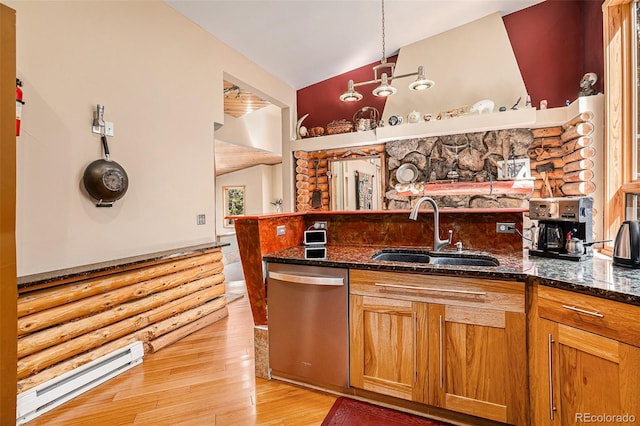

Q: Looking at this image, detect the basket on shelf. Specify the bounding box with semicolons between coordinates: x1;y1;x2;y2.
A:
307;126;325;137
353;106;380;132
326;119;353;135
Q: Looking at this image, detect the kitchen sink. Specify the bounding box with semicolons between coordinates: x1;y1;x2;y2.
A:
371;250;431;263
371;249;499;267
429;255;499;267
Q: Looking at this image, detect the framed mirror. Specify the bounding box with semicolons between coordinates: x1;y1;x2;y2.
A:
329;155;385;211
223;185;245;227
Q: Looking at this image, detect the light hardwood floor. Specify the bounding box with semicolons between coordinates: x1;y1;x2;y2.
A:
26;292;337;425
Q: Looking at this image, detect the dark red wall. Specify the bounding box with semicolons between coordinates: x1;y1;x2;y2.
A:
296;56;396;130
581;0;605;95
297;0;604;128
504;0;603;109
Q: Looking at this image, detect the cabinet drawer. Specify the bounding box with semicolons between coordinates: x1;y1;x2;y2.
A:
538;285;640;347
350;270;524;313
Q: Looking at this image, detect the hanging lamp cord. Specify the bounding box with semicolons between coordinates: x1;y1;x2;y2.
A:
381;0;386;64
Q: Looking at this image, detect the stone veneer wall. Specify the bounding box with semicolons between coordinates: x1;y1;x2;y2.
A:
385;128;533;210
293;112;597;212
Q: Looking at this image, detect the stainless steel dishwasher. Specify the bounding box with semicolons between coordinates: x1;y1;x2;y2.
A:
267;262;349;389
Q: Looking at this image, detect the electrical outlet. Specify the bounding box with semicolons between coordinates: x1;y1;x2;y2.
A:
276;225;286;236
314;221;327;230
496;222;516;233
104;121;114;137
196;214;206;225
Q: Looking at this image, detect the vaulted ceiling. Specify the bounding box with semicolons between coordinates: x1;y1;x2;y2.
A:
167;0;544;90
197;1;545;176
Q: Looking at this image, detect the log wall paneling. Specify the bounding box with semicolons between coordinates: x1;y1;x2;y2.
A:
16;248;228;393
294;115;601;210
18;251;223;316
528;112;597;198
293;144;386;212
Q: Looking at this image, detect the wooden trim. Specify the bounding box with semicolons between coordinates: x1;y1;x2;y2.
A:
558;323;620;363
603;0;634;245
0;4;17;425
445;394;507;424
621;180;640;193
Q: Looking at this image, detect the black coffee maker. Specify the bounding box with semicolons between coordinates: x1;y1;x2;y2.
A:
529;197;593;261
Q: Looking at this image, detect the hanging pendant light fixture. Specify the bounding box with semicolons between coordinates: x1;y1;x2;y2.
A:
339;0;434;102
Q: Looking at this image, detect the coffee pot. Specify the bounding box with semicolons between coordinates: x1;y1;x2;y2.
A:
536;222;563;250
529;197;594;260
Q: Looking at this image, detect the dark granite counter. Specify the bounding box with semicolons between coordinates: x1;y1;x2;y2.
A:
263;245;640;307
18;242;227;291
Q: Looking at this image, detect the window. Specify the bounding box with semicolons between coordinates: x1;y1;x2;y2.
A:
603;0;636;252
223;186;245;228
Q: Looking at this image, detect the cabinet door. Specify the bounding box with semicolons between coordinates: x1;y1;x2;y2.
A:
429;304;527;425
349;295;429;402
534;318;640;425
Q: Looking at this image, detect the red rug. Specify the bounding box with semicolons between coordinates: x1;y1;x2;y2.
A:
322;397;454;426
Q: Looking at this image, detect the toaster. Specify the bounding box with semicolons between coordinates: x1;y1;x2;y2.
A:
613;220;640;268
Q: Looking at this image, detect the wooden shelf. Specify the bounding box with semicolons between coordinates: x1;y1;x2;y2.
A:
290;108;541;150
376;108;537;142
290;130;376;151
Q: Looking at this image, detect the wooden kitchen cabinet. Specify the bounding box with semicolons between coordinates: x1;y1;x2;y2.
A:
428;303;527;425
530;285;640;425
349;295;429;402
349;270;527;424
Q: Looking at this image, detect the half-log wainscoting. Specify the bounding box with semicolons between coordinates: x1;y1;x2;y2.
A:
16;246;227;395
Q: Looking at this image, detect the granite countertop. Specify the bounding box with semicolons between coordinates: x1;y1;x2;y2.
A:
263;245;640;307
18;242;228;291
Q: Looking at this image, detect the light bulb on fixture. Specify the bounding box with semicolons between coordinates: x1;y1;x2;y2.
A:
339;80;363;102
338;0;434;102
408;66;435;91
372;73;397;97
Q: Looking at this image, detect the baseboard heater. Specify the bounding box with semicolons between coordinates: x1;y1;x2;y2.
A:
17;341;144;425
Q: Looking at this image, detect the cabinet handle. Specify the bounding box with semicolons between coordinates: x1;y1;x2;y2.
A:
375;283;486;296
413;311;417;384
548;333;556;420
561;304;604;318
439;314;443;389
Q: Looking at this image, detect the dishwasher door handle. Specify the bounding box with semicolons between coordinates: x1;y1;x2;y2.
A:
268;271;344;286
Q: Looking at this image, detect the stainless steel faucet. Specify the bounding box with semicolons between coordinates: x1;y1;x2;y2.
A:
409;196;453;252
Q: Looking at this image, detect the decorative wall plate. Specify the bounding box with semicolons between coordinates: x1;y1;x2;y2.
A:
396;163;419;183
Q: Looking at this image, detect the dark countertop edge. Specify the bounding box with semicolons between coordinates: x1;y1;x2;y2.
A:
263;248;640;307
230;208;527;221
18;242;228;290
532;276;640;307
262;255;529;282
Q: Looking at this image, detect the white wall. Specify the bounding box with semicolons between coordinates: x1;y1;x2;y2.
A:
215;105;282;155
384;12;527;124
215;164;282;236
9;1;296;276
